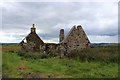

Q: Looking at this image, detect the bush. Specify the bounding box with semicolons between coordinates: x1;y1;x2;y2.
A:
18;50;59;59
18;50;48;59
48;50;59;58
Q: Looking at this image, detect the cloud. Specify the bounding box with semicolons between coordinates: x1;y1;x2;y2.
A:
0;32;22;43
1;1;118;43
88;35;118;43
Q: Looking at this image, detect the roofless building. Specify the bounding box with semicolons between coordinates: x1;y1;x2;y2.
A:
19;24;90;54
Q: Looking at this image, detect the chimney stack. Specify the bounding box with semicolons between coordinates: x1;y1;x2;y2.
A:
31;24;36;33
59;29;64;42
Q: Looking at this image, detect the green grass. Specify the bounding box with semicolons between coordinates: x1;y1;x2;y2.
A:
2;44;119;78
2;52;118;78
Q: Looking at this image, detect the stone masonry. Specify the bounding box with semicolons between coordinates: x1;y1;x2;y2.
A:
19;24;90;55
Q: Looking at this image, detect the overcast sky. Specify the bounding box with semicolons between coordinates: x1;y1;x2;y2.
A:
0;0;119;43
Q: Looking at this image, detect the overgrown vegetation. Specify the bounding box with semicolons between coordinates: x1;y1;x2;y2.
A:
2;52;118;78
18;44;118;63
18;49;59;59
2;44;119;78
68;45;118;63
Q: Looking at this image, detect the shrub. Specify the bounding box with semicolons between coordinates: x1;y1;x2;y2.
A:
18;50;47;59
18;50;59;59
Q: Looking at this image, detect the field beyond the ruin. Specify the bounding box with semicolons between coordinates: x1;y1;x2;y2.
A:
2;44;118;78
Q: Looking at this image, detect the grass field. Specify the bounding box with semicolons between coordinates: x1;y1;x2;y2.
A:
2;44;118;78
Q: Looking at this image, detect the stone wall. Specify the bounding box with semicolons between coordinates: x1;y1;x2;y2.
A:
19;24;90;56
61;25;90;53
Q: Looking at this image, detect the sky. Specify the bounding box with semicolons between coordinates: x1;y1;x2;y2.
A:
0;0;119;43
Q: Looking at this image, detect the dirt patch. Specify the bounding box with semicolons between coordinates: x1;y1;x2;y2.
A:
21;72;41;78
17;63;26;72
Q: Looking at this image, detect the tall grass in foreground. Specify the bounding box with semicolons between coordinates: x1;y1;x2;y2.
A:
2;52;118;78
2;44;119;78
18;44;118;63
68;45;118;63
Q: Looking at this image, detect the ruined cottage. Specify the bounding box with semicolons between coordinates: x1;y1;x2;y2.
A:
19;24;44;51
59;25;90;53
19;24;90;55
